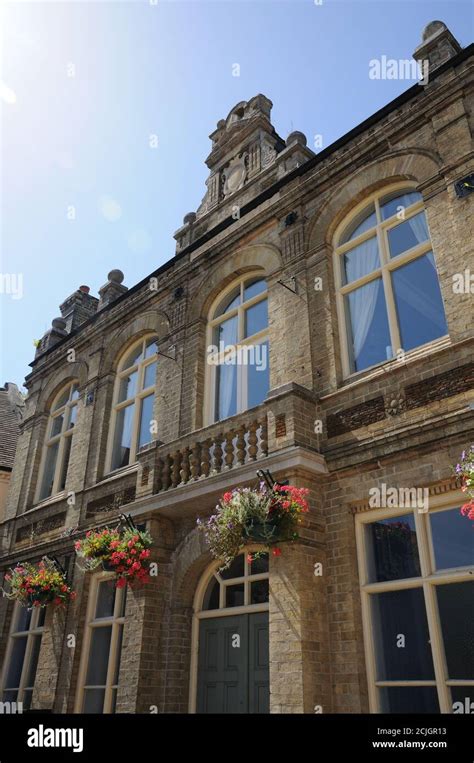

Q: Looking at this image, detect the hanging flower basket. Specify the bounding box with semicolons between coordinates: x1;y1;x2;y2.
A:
2;557;76;609
197;482;309;569
454;446;474;522
74;526;153;588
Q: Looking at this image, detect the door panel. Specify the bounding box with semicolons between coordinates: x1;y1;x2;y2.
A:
197;612;269;714
249;612;269;713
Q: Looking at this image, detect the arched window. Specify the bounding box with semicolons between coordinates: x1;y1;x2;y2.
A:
207;275;269;423
109;335;158;471
201;553;269;610
37;381;79;501
333;185;448;376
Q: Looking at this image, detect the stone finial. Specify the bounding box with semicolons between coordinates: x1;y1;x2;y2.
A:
286;131;307;148
51;317;67;331
35;317;68;357
183;212;196;226
98;270;128;310
413;20;462;79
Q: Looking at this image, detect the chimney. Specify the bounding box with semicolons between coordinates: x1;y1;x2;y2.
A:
98;269;128;310
59;285;99;332
413;21;462;81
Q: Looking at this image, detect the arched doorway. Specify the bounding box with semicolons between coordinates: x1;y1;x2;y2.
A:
191;552;270;713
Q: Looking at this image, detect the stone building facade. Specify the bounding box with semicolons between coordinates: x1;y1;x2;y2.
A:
0;21;473;714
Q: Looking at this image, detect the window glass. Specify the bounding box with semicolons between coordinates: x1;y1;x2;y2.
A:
250;554;269;575
52;387;70;410
251;579;269;604
380;191;422;220
214;315;238;347
387;211;429;257
138;394;154;449
143;361;157;390
4;638;28;689
111;404;134;470
215;363;237;421
244;279;266;301
244;299;268;338
50;414;64;437
342;237;380;285
341;204;377;243
122;344;143;370
203;577;220;610
215;287;240;317
118;372;138;403
85;627;112;686
345;278;392;372
59;436;73;491
39;442;60;499
24;636;42;687
95;580;117;619
226;583;245;608
144;338;158;358
247;341;269;409
83;688;106;714
430;509;474;570
379;687;439;714
391;251;447;351
220;555;245;580
372;588;435;680
68;404;77;428
437;582;474;679
366;515;420;582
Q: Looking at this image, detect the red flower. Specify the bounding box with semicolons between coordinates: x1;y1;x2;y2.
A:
272;547;282;557
222;492;233;503
247;554;253;563
116;577;127;589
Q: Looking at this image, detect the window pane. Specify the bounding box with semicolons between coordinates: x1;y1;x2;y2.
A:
430;508;474;570
24;635;42;687
371;588;435;680
247;341;269;409
250;554;269;575
380;191;422;220
83;688;106;713
202;577;220;610
451;686;472;712
144;338;158;358
59;435;73;491
138;394;154;449
37;608;46;627
220;555;245;580
2;690;18;703
143;361;157;390
39;441;59;499
71;384;80;401
214;315;238;347
85;627;112;685
122;344;143;370
437;582;474;679
215;286;240;317
341;204;376;243
392;251;447;351
225;583;245;608
345;278;392;372
68;403;77;429
215;363;237;421
16;608;32;633
118;371;138;403
366;515;420;583
251;579;269;604
379;687;439;714
111;404;134;469
4;637;27;688
22;689;33;711
342;236;380;285
52;387;70;411
244;299;268;338
50;413;64;437
244;279;266;301
95;580;117;619
387;211;429;257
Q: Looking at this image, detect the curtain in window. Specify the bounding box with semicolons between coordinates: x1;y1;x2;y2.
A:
347;238;380;361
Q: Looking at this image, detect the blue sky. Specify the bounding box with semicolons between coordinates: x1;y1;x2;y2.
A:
1;0;472;389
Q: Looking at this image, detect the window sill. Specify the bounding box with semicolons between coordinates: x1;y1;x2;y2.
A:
26;492;68;514
328;335;451;399
92;463;139;490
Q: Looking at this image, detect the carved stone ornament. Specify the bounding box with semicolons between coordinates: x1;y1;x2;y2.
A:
385;392;406;416
222;154;248;197
261;140;277;168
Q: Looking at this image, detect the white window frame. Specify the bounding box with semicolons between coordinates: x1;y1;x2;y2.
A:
74;572;126;714
189;550;270;712
0;602;45;707
35;381;79;503
205;273;269;425
105;335;158;474
356;491;474;713
333;182;448;378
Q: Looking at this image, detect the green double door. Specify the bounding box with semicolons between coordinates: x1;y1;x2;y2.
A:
197;612;269;713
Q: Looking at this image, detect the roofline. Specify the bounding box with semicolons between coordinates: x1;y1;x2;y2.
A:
30;42;473;372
